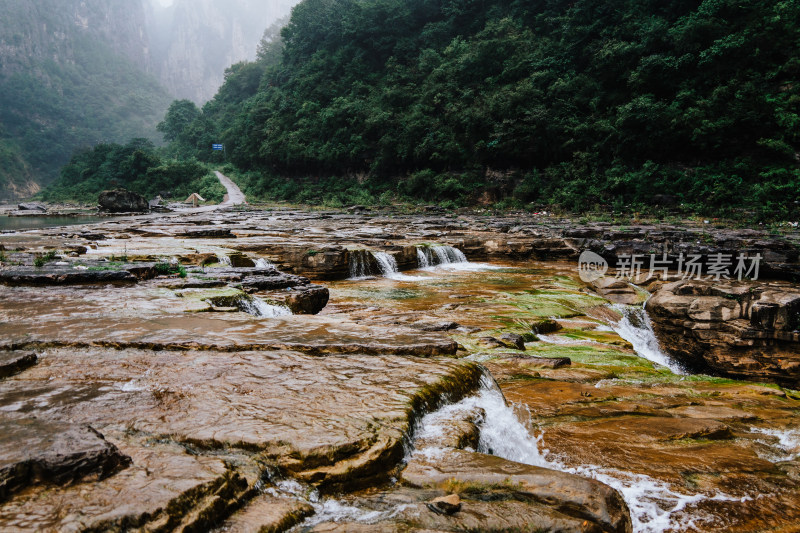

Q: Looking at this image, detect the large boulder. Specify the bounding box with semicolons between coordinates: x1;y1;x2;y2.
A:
647;279;800;387
285;285;330;315
98;189;149;213
0;420;130;502
17;202;46;212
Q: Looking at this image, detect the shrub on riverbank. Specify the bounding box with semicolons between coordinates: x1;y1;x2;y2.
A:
40;139;225;204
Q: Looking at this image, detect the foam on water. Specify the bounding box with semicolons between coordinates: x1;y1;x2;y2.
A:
752;426;800;460
410;375;739;533
254;258;274;269
611;301;687;374
239;296;292;318
269;479;415;528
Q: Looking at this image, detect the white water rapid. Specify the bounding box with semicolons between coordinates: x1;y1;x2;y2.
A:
411;375;744;533
610;301;687;374
239;296;292;318
254;258;274;269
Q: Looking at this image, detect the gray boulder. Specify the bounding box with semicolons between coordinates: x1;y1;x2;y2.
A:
98;189;149;213
17;202;46;212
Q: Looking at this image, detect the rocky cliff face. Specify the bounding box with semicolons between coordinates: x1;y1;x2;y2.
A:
0;0;152;76
147;0;297;103
0;0;172;198
647;279;800;387
0;0;296;198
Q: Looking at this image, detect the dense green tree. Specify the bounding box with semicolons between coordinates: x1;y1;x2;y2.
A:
159;0;800;218
42;139;224;204
157;100;202;143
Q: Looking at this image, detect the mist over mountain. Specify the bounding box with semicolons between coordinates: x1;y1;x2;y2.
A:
0;0;295;199
0;0;171;199
147;0;298;104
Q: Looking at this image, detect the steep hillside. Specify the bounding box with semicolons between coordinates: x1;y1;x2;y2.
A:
147;0;298;104
176;0;800;218
0;0;172;200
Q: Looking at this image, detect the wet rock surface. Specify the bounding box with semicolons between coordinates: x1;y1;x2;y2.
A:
1;207;800;532
647;279;800;387
0;420;130;501
0;351;37;378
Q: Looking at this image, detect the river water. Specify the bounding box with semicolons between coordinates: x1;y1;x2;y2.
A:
0;215;111;231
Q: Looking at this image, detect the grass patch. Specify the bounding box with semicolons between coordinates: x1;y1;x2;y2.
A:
154;262;187;278
33;250;58;267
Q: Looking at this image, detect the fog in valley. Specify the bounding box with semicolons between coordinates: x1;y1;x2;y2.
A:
146;0;298;103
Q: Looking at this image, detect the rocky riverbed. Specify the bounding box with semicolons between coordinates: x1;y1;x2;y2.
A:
1;206;800;532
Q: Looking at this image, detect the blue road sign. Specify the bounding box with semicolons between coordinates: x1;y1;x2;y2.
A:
212;144;224;151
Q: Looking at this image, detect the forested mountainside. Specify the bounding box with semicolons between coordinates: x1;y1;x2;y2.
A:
167;0;800;218
0;0;172;200
0;0;296;201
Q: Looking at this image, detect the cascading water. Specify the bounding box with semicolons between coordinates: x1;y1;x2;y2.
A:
348;250;420;280
348;250;373;279
416;248;431;268
266;479;413;529
416;245;468;268
217;254;232;267
239;296;292;318
372;251;399;277
610;300;687;374
411;374;743;533
254;258;274;269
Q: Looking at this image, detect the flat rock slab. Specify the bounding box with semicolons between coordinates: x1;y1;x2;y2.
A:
310;496;606;533
220;494;314;532
0;268;139;285
516;355;571;368
0;420;129;501
0;348;481;490
0;314;458;356
0;434;248;532
668;404;758;421
550;416;733;442
403;448;631;533
0;352;37;378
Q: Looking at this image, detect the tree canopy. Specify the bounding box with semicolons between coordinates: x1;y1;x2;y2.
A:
151;0;800;217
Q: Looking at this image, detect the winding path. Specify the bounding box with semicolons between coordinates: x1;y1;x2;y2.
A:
179;171;246;213
214;171;246;207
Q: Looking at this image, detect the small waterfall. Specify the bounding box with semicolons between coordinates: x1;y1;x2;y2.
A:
217;254;232;267
372;251;399;277
254;258;274;269
433;245;468;264
416;248;431;268
611;302;686;374
239;296;291;318
348;250;374;279
348;250;407;279
410;375;736;533
416;245;468;268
